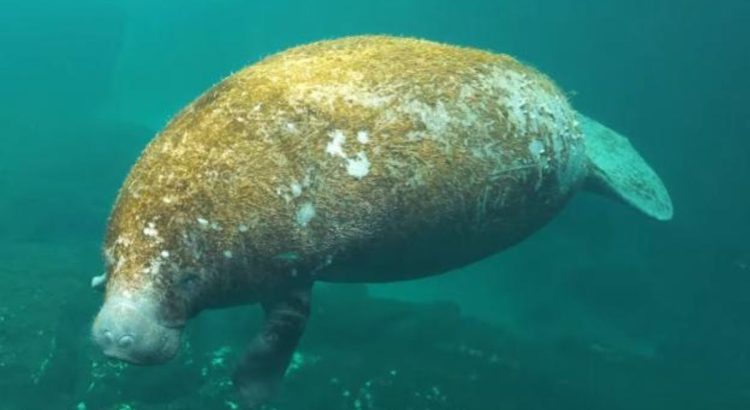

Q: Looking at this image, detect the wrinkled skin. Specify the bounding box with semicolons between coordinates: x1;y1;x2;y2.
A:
92;292;182;365
91;267;199;365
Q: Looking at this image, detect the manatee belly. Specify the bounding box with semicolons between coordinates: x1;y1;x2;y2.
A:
318;190;571;283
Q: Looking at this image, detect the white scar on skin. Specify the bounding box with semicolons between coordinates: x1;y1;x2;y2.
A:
326;130;347;158
296;202;316;227
356;130;369;144
346;152;371;179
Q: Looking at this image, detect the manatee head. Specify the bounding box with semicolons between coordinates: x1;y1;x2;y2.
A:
92;286;184;365
91;224;205;365
90;93;274;365
91;185;253;365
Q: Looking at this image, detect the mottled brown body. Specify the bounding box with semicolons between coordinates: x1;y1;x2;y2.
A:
94;35;672;407
104;36;587;310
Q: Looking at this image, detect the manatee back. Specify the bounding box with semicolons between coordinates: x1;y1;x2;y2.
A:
109;36;588;285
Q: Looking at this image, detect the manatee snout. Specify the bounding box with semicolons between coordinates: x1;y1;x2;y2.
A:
92;294;182;365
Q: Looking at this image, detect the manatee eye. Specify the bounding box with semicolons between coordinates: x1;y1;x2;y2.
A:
177;273;200;294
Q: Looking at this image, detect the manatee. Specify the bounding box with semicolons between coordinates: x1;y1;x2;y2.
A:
92;35;672;407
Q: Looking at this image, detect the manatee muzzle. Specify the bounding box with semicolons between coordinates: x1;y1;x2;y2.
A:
92;294;182;365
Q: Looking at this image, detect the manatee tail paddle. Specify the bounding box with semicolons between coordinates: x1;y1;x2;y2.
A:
578;114;673;221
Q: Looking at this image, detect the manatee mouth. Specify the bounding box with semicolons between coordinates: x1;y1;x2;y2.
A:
92;296;183;365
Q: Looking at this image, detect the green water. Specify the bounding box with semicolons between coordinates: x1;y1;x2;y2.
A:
1;0;748;409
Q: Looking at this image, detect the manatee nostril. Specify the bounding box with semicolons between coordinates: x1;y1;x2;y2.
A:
118;335;134;348
93;296;182;364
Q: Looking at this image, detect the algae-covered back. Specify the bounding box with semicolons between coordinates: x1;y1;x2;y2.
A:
104;35;585;292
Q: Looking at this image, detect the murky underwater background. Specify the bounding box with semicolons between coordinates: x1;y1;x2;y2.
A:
1;0;749;409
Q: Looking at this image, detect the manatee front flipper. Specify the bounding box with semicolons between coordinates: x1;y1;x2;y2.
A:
91;272;107;291
233;286;312;409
